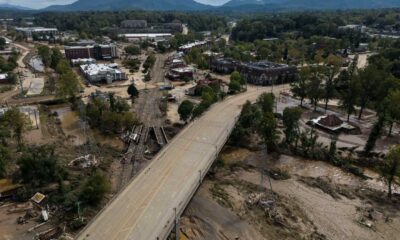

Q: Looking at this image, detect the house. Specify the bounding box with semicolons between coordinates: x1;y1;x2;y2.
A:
308;114;356;133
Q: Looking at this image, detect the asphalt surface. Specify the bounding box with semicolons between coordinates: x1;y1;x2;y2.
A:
76;84;290;240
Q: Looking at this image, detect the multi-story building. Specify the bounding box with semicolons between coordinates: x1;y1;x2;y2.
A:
80;63;127;84
211;58;297;86
15;27;58;40
64;44;118;61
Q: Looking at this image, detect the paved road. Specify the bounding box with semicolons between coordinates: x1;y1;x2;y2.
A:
77;85;288;240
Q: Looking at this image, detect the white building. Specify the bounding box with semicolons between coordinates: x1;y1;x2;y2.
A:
119;33;172;42
15;27;58;40
71;58;96;66
80;64;127;84
178;41;208;52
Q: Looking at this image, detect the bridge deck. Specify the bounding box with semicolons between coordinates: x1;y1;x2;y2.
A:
77;87;274;240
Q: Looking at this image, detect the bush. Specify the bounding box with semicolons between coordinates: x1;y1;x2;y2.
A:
79;172;110;205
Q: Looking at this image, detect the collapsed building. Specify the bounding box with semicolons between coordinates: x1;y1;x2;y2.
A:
80;63;127;84
211;58;297;86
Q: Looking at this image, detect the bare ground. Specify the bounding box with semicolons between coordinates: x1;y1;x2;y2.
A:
180;148;400;240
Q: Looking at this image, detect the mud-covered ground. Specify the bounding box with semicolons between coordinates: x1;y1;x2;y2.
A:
179;147;400;240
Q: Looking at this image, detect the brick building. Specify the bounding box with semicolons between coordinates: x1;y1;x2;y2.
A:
211;58;297;86
64;44;118;61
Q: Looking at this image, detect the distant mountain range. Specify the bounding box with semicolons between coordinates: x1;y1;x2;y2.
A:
5;0;400;12
223;0;400;11
44;0;210;11
0;3;32;11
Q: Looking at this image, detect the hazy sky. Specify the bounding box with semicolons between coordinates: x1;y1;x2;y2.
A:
1;0;231;9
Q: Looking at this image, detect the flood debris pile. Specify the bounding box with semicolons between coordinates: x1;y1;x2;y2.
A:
245;191;327;240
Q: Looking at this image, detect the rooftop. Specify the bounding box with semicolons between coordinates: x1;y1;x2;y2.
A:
80;63;122;76
179;41;207;50
171;67;194;73
120;33;172;38
15;27;58;32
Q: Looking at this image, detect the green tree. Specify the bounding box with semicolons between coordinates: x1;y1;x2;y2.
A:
124;45;140;55
4;107;29;146
79;172;110;205
322;66;339;112
283;107;303;145
381;145;400;198
358;65;382;119
50;47;63;70
0;37;6;50
258;112;278;150
306;71;324;112
338;70;360;122
230;71;246;90
0;145;10;177
56;59;71;74
127;84;139;99
178;100;194;123
37;45;52;67
57;71;81;100
238;101;262;129
17;145;64;187
364;114;385;155
291;68;309;106
384;90;400;136
257;93;275;113
228;80;241;94
192;102;208;119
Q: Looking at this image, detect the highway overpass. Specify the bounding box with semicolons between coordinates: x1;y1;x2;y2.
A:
77;86;286;240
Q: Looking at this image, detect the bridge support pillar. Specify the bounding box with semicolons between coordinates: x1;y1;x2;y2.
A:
174;208;180;240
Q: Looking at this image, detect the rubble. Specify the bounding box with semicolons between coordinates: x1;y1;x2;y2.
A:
68;154;98;168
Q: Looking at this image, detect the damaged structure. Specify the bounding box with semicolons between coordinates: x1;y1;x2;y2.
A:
308;114;356;133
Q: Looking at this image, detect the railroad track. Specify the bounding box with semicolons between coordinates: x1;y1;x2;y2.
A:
117;54;167;190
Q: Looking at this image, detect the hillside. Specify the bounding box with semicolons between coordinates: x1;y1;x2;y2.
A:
223;0;400;10
45;0;211;11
